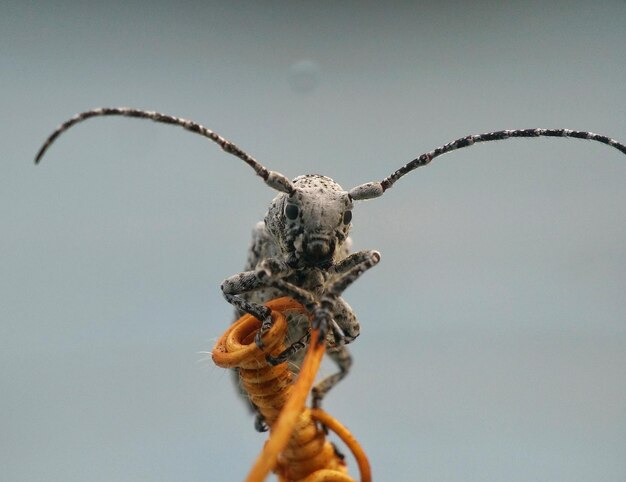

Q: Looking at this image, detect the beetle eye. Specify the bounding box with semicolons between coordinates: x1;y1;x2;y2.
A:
343;210;352;225
285;204;299;220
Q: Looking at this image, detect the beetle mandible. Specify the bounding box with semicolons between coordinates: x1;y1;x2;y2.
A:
35;108;626;431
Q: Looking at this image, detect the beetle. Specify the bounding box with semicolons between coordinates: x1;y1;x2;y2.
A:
35;108;626;431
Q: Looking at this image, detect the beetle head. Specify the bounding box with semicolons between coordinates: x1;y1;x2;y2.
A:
265;174;353;267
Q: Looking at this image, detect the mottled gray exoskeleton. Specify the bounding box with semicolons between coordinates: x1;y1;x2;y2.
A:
35;108;626;431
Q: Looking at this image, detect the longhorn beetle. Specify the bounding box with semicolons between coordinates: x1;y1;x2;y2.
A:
35;108;626;431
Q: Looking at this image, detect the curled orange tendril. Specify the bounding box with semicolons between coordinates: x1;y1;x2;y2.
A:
212;297;371;482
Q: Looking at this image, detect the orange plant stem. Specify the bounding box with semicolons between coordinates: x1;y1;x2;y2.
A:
213;297;370;482
310;410;371;482
245;329;325;482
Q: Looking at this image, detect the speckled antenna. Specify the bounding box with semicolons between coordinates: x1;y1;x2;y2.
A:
34;107;294;194
349;128;626;200
34;109;626;434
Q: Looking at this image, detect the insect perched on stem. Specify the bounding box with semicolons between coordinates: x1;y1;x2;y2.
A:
35;108;626;431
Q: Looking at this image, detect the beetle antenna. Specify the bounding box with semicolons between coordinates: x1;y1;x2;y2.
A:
349;128;626;200
34;107;294;194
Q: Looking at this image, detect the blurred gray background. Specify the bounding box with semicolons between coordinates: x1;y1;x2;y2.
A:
2;1;625;481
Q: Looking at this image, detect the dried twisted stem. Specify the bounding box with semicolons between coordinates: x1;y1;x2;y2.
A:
212;297;370;482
